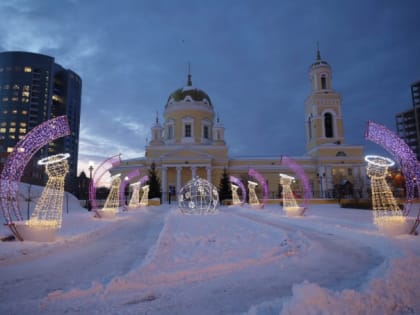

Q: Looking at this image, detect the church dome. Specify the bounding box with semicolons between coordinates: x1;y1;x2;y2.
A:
165;74;213;108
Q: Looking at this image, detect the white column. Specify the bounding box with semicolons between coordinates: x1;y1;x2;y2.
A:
191;166;197;179
206;166;212;184
176;167;182;193
161;166;167;203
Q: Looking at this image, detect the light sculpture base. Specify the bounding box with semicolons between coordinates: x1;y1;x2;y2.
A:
13;221;57;242
284;206;306;217
376;216;412;236
97;209;118;219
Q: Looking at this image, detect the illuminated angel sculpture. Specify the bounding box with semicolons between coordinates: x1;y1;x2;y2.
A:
100;174;121;218
178;177;219;214
139;185;150;207
15;153;70;241
248;180;261;207
231;184;242;205
280;173;305;216
365;155;407;235
128;182;141;208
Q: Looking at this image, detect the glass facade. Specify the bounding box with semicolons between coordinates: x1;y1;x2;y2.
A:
0;51;81;193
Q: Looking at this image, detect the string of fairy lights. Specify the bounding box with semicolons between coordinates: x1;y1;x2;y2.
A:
0;116;70;225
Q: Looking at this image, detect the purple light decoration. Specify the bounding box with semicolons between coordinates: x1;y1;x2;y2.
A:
119;168;141;208
281;155;312;212
138;175;149;186
89;154;121;217
229;175;247;204
248;169;269;206
0;116;70;225
365;121;419;234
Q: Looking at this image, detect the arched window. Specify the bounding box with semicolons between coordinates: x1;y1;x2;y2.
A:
324;113;333;138
321;75;327;90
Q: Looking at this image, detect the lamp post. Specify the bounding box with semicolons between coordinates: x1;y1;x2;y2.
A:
317;172;325;198
88;161;94;210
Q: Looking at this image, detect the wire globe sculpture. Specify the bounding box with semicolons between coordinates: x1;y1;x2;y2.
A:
178;177;219;214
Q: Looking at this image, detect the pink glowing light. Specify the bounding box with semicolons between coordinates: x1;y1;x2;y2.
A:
0;116;70;225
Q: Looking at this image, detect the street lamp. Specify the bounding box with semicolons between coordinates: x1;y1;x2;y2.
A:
317;172;325;198
88;161;94;210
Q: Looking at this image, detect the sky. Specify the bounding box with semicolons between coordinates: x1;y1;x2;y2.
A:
0;0;419;176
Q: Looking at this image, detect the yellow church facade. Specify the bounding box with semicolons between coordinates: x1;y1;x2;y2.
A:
112;50;366;203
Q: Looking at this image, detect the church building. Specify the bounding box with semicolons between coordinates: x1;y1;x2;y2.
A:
112;49;366;203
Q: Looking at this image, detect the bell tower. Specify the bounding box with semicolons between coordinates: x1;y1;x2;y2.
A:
305;47;345;154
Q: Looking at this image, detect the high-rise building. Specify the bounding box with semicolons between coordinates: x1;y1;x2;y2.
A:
0;51;81;192
396;80;420;159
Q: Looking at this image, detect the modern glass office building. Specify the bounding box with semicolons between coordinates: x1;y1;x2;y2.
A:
0;51;81;192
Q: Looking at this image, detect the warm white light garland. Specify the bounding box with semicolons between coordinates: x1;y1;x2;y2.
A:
128;182;141;208
248;180;260;207
365;155;405;228
29;153;70;228
102;174;121;214
231;184;241;205
279;173;302;215
139;185;150;206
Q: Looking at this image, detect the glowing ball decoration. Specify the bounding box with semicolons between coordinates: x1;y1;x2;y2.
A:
178;177;219;215
365;155;409;235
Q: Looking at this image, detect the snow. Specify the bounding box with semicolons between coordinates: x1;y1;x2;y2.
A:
1;188;419;315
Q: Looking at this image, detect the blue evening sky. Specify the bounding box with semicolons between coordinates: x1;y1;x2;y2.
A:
0;0;419;174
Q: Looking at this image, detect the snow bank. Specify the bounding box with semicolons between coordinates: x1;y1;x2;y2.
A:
275;255;420;315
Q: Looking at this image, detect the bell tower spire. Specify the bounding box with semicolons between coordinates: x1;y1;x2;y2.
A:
187;61;192;86
304;47;345;153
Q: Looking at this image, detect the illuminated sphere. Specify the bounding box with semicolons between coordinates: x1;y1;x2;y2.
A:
178;177;219;214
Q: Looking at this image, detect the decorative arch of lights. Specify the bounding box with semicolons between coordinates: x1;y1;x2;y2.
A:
29;153;70;228
0;116;70;227
178;177;219;215
365;121;419;234
119;168;141;209
128;175;149;208
89;154;121;218
281;155;312;212
229;175;246;205
248;169;268;206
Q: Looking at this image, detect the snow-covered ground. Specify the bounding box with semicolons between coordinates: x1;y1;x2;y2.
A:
0;189;419;315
